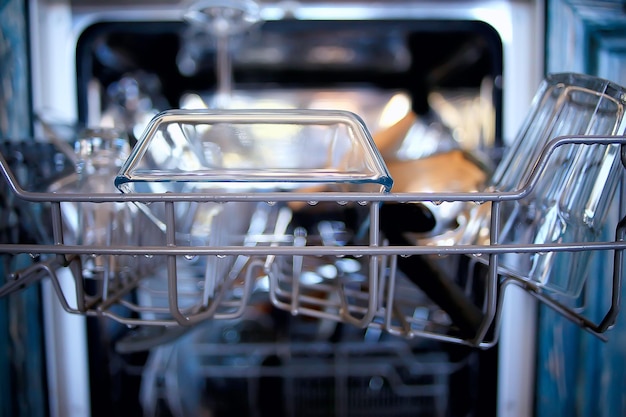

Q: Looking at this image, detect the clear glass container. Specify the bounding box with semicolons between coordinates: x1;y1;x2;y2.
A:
115;109;392;323
49;127;137;282
460;73;626;297
115;108;392;195
115;108;391;246
115;108;391;232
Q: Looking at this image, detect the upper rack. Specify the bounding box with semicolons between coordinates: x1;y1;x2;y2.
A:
0;131;624;349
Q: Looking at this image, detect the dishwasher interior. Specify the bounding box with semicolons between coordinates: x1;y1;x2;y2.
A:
4;3;625;417
23;11;503;417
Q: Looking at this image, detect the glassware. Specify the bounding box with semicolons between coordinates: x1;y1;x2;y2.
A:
460;73;626;297
115;108;392;196
182;0;262;108
49;127;136;282
115;109;392;318
115;108;391;246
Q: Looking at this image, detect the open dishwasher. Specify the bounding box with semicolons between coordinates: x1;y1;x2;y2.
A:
3;1;625;417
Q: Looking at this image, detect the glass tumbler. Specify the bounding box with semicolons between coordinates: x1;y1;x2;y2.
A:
49;127;137;282
460;73;626;297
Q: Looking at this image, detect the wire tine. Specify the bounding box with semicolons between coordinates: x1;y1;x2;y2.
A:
384;254;398;330
291;228;307;316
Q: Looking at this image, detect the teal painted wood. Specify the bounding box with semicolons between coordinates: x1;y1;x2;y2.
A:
540;3;626;416
535;244;614;417
0;0;31;139
0;1;47;417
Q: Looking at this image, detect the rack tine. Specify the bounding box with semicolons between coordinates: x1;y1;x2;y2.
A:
290;227;307;316
0;257;59;297
596;213;626;332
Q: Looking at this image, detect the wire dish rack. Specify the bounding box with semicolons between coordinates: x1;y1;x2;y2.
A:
138;312;460;417
0;135;624;348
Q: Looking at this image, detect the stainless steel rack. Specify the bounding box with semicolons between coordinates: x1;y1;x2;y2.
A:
0;134;624;348
140;332;458;417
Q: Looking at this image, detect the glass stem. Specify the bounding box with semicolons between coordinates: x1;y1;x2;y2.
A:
215;35;232;107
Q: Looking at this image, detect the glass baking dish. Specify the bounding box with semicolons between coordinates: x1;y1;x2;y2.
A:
114;108;392;325
115;108;392;194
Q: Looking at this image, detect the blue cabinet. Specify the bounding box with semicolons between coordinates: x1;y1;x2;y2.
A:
539;2;626;416
0;1;47;417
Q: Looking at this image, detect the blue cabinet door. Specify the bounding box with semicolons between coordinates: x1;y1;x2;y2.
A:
539;2;626;416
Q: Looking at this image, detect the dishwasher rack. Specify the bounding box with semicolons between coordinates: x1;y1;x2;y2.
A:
139;325;457;417
0;135;624;348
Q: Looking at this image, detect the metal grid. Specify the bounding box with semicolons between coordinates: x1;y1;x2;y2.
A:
0;135;624;347
138;319;457;417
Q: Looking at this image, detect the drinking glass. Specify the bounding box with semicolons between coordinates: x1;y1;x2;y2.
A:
49;127;137;281
460;73;626;297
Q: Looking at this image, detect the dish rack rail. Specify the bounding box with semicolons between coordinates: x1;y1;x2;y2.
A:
0;134;624;348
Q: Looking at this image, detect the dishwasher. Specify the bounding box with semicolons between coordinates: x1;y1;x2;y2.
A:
2;1;624;417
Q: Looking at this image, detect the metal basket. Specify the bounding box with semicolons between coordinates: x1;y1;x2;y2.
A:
138;313;460;417
1;135;624;348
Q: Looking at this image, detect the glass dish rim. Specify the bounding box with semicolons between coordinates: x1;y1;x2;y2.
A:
115;108;393;192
